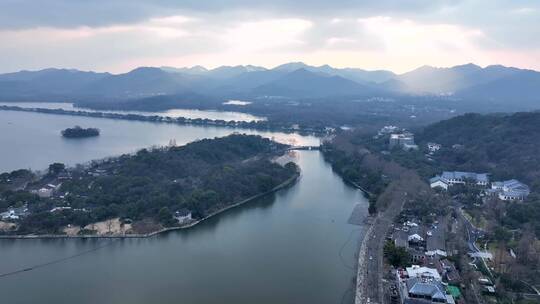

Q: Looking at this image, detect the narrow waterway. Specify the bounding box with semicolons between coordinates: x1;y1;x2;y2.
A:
0;110;368;304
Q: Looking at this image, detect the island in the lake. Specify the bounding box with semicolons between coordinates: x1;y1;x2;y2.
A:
0;134;299;237
61;126;100;138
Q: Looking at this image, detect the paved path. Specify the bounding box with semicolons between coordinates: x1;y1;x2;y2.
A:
355;197;405;304
457;206;492;278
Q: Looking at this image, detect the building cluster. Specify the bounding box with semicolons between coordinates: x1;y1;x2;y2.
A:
376;125;419;152
393;219;449;263
389;132;418;151
392;218;463;304
31;183;61;198
1;168;77;223
429;171;530;201
0;204;29;220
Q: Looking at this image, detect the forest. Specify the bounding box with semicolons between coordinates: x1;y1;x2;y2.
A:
414;112;540;237
417;112;540;189
2;134;298;235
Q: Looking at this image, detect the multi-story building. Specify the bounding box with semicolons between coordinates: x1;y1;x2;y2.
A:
490;179;530;201
390;132;418;151
430;171;489;190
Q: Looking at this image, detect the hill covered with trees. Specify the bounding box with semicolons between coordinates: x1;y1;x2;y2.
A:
2;134;298;235
325;113;540;297
417;111;540;190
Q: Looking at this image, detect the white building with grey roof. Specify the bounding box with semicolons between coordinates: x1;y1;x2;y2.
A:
389;132;418;151
399;277;455;304
490;179;530;201
430;171;489;190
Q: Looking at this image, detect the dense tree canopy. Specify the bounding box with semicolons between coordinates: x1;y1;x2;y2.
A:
3;135;298;235
417;112;540;190
384;240;410;267
61;126;100;138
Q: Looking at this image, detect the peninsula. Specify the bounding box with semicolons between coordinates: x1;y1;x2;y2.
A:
0;134;299;237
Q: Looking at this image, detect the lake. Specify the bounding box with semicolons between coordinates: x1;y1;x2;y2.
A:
0;110;367;304
0;102;264;122
0;110;313;172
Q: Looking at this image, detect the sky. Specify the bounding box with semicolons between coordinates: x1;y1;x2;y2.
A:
0;0;539;74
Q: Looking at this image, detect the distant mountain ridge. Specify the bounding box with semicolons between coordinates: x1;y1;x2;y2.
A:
0;68;110;99
79;67;203;98
252;68;382;98
457;69;540;103
0;62;539;102
162;65;267;79
395;63;539;97
271;62;396;83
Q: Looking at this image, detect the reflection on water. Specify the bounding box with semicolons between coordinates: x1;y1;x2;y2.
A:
0;152;366;304
0;111;366;304
0;102;264;122
0;110;318;172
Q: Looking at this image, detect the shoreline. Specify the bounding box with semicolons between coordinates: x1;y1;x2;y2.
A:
354;215;376;304
0;105;327;135
0;171;300;240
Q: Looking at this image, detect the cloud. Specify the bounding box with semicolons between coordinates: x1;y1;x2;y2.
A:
299;18;384;51
0;14;494;73
511;7;537;14
0;15;314;72
0;16;224;72
421;0;540;49
0;0;458;29
0;1;539;73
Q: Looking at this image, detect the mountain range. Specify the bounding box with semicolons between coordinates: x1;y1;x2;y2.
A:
0;62;539;103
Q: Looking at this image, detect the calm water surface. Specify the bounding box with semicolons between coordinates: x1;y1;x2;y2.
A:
0;110;367;304
0;102;264;122
0;110;313;172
